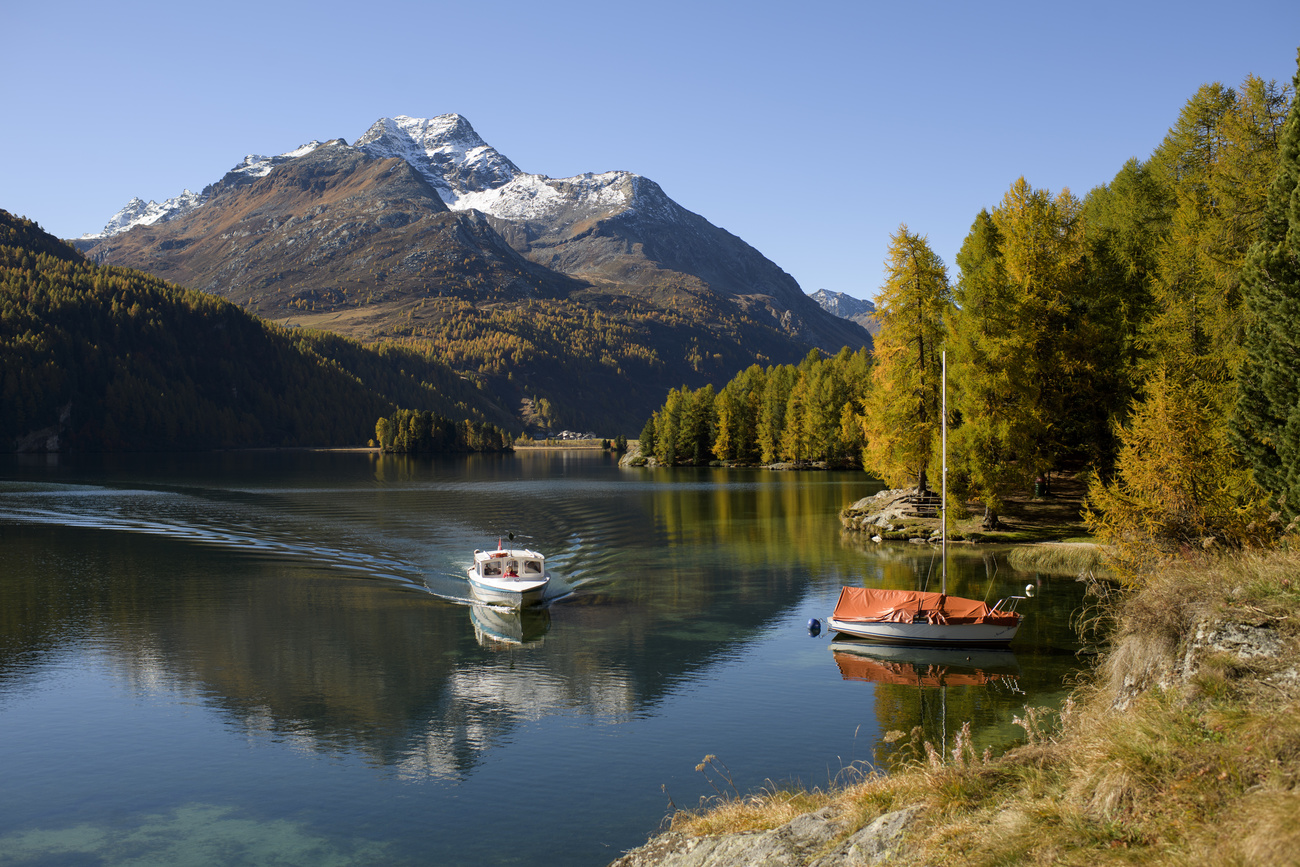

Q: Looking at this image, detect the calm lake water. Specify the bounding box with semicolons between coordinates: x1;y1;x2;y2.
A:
0;450;1089;866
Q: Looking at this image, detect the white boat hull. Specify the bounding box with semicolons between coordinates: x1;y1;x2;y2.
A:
466;569;549;607
827;616;1019;647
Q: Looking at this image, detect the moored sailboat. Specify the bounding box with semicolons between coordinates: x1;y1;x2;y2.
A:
828;351;1026;647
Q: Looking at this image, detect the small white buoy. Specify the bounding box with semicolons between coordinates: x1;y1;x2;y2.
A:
1024;584;1036;598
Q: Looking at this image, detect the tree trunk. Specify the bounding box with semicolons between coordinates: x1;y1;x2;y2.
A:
982;503;1002;530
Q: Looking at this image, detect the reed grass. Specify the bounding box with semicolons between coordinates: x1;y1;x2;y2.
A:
1007;542;1109;578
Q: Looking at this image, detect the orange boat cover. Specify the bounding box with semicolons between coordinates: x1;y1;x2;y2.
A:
831;586;1019;626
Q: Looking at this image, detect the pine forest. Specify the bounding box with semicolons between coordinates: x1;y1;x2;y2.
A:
0;211;516;453
638;55;1300;578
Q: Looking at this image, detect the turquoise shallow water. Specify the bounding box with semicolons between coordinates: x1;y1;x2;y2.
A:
0;450;1088;865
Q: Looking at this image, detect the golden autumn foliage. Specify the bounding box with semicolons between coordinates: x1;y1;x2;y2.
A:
860;226;951;490
1084;369;1280;584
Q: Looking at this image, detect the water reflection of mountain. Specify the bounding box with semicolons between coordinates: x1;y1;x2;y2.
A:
0;453;1088;793
0;514;816;783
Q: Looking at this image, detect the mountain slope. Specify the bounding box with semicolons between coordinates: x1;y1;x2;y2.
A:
85;140;581;316
354;115;867;352
1;209;514;452
77;115;870;433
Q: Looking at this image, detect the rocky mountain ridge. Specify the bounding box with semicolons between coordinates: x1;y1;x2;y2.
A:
76;114;869;432
809;288;879;335
80;113;863;346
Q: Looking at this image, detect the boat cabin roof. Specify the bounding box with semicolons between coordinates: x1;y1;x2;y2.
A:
473;547;545;562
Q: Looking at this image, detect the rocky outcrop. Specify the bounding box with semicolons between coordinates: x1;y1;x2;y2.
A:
1108;614;1295;711
839;488;941;541
619;441;654;468
608;804;925;867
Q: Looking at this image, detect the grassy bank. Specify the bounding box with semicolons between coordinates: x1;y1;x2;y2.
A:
1006;543;1106;578
514;438;610;450
663;548;1300;865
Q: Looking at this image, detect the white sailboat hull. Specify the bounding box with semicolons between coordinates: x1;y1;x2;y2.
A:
826;616;1020;647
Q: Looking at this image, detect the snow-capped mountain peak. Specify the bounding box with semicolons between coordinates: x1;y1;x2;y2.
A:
228;141;326;181
354;114;520;203
81;189;205;240
84;115;655;238
81;141;328;239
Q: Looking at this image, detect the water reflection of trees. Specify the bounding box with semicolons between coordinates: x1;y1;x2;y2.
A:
829;643;1030;762
825;542;1091;765
1;459;1089;790
0;518;811;782
646;468;880;563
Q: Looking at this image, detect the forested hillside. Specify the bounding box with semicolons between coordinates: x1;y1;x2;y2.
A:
639;55;1300;564
0;210;514;452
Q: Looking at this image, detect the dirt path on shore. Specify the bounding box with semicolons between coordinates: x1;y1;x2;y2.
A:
969;468;1092;543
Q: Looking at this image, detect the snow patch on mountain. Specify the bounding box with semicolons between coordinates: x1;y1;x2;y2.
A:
354;114;520;204
810;288;875;318
354;115;653;224
810;289;879;335
229;140;325;179
81;189;205;239
82;141;326;239
84;114;656;238
457;171;633;222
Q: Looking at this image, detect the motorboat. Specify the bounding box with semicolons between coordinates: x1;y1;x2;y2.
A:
466;541;550;608
828;351;1026;647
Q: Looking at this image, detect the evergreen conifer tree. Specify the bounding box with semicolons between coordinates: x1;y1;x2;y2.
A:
860;226;952;491
1232;49;1300;517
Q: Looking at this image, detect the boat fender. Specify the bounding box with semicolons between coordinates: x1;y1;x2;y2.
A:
807;617;821;636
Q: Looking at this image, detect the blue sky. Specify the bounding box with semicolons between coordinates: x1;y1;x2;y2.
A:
3;1;1297;300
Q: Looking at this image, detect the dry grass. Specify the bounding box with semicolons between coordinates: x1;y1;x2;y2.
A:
1008;542;1109;578
667;786;841;837
664;548;1300;865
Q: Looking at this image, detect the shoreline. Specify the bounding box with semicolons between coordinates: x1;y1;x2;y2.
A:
840;469;1095;547
610;547;1300;866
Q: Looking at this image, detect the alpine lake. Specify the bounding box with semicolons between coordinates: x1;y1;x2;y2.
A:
0;449;1091;866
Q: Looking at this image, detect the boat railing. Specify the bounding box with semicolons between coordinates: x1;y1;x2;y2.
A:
991;595;1028;615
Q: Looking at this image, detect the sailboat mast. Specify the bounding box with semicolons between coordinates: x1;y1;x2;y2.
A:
941;350;947;596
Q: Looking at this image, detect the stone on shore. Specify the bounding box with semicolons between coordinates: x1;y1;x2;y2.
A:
607;804;925;867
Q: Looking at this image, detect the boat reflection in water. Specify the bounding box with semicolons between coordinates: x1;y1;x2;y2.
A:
470;602;551;648
831;641;1024;761
829;641;1022;689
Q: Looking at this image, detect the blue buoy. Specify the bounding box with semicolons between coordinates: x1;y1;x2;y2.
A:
807;617;821;635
